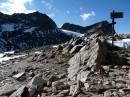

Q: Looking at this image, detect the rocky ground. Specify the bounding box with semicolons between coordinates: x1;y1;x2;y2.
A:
0;32;130;97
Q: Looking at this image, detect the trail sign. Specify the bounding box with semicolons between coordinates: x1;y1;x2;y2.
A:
111;11;123;19
110;10;124;47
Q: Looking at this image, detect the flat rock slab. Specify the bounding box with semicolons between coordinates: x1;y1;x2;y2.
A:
0;83;20;96
13;72;25;79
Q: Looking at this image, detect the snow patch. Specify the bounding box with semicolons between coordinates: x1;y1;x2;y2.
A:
4;51;15;55
107;38;130;48
34;51;42;54
0;54;27;64
52;45;58;48
24;27;36;33
61;29;84;37
0;53;5;58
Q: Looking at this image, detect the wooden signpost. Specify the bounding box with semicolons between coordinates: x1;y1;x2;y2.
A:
110;10;123;47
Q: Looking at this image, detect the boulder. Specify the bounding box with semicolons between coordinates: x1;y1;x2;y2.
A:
12;72;26;81
0;83;20;96
103;90;112;97
68;38;109;82
28;74;45;97
9;86;29;97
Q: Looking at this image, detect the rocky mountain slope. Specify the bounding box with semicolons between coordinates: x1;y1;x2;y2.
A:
1;22;130;97
0;12;73;52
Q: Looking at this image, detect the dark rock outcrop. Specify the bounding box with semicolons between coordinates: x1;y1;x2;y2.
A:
61;21;114;34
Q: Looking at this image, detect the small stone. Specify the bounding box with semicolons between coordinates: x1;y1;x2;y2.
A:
102;66;110;72
43;87;52;93
57;90;69;97
103;80;110;86
112;91;119;97
41;93;47;97
13;72;26;81
58;74;66;79
84;83;89;91
47;81;51;87
52;81;64;87
49;75;59;82
104;90;112;97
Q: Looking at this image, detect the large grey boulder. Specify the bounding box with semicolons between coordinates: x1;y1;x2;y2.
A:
9;86;29;97
0;83;20;96
28;74;45;97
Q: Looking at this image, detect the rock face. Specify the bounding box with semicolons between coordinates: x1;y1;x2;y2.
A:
0;12;72;52
67;36;127;82
68;39;108;82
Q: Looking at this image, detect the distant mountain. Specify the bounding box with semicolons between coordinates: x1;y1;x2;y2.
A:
61;21;114;34
0;12;72;52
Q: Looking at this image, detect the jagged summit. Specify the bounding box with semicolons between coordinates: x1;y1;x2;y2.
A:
0;11;57;29
0;12;72;52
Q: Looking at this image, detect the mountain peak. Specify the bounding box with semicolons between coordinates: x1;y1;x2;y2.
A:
61;21;113;34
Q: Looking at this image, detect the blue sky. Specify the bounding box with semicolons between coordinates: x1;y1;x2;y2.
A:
0;0;129;33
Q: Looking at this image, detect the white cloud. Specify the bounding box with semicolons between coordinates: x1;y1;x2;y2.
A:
0;0;35;15
66;10;70;14
48;13;55;18
41;0;52;10
80;11;96;21
80;7;83;11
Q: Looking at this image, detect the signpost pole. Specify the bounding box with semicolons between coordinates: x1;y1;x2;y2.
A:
112;10;115;47
110;10;123;48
